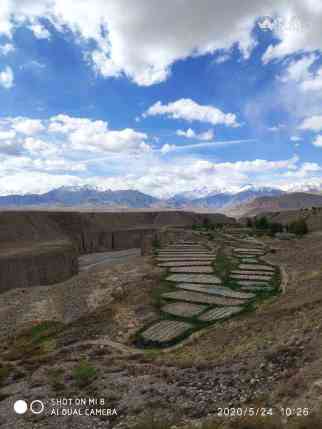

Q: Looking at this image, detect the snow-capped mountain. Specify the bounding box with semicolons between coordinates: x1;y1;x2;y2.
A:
167;185;284;209
0;186;160;208
0;184;321;210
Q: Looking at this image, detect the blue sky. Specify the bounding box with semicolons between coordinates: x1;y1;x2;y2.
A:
1;1;322;197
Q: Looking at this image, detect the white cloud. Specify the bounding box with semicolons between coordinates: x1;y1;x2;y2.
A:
0;43;14;55
49;114;150;153
0;129;16;140
290;135;301;141
22;137;57;156
299;115;322;132
160;144;176;154
5;1;322;86
0;66;14;89
261;6;322;63
213;52;231;64
0;171;84;196
12;118;45;135
144;99;239;127
280;54;317;83
29;22;50;39
313;135;322;147
176;128;214;141
301;67;322;92
280;54;322;94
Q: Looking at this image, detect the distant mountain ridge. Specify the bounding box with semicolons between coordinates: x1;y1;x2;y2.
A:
0;186;322;211
166;186;284;209
230;192;322;217
0;186;159;209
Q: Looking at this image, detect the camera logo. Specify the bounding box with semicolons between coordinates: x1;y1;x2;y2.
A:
258;16;274;31
14;400;45;415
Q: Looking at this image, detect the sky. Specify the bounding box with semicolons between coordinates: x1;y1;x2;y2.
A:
1;1;322;198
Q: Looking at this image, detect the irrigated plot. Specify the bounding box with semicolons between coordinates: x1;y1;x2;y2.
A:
141;320;193;343
238;264;275;272
166;244;202;247
169;266;214;274
158;251;212;256
240;285;274;292
234;248;264;254
198;306;244;322
238;254;259;259
163;245;205;248
162;302;207;318
235;254;264;260
158;261;213;267
157;256;215;262
160;247;206;252
176;283;255;299
162;290;247;306
236;280;271;287
231;274;273;281
240;258;258;264
166;273;222;284
231;270;273;277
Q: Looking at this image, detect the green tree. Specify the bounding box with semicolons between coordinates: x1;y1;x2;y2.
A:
255;216;269;230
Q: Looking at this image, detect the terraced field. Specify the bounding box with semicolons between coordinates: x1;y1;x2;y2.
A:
137;236;280;348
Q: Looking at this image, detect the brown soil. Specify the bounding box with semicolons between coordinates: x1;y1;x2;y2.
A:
1;230;322;428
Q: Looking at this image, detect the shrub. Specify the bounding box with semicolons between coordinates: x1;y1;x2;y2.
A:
288;218;308;236
72;360;97;387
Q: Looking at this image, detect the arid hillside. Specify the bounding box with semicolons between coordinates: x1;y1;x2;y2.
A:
229;192;322;218
1;226;322;429
0;210;235;292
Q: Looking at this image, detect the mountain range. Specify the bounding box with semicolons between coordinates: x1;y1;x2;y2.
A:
1;185;322;215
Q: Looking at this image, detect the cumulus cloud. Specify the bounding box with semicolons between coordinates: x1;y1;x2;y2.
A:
2;1;322;85
0;129;16;140
49;114;149;153
144;99;239;127
290;135;301;141
176;128;214;141
0;66;14;89
0;113;152;169
12;118;45;135
299;115;322;132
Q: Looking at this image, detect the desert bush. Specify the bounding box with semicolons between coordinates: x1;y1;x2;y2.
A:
48;367;65;391
72;359;97;387
287;219;308;236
